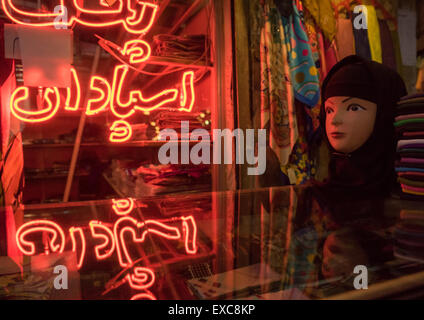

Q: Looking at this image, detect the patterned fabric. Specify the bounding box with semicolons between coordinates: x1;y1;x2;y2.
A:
302;0;337;41
282;2;320;107
303;12;325;137
281;101;317;185
260;1;298;166
335;17;355;60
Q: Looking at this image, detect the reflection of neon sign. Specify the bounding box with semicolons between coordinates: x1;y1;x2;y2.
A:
2;0;158;34
112;198;135;216
15;200;198;300
4;1;197;142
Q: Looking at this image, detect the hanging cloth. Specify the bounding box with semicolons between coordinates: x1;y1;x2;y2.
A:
378;19;397;71
324;38;339;72
283;3;320;107
260;2;298;166
335;17;355;60
365;5;383;63
302;0;337;41
351;11;372;60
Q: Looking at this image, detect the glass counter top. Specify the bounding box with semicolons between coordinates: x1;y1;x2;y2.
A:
1;185;424;300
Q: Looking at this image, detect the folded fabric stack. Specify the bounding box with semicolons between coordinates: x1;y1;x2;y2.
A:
394;210;424;263
395;93;424;200
107;160;211;197
151;110;211;140
153;34;210;62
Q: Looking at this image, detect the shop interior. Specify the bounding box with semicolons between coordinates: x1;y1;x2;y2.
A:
1;0;424;300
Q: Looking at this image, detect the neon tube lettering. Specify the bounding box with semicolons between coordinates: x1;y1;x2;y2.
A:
69;227;86;270
110;64;179;118
64;68;81;111
112;198;135;216
1;0;158;34
16;220;65;255
10;87;60;123
109;120;133;142
126;267;155;290
86;75;111;115
121;39;151;64
182;216;197;254
114;216;181;268
179;71;195;112
89;221;116;260
130;292;157;300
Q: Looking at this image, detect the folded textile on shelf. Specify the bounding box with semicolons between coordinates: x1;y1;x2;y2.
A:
106;160;211;197
395;95;424;199
394;210;424;263
149;110;211;140
153;34;210;63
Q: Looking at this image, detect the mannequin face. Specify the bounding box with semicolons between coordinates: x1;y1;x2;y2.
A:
325;96;377;154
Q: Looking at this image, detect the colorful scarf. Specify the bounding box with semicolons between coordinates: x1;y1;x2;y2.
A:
283;3;320;108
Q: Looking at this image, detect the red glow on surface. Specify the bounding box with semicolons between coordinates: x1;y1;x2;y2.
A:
114;216;181;268
10;87;60;123
2;0;158;34
86;75;111;115
69;227;86;269
126;267;155;290
112;198;135;216
72;0;124;14
16;214;199;298
65;68;81;111
16;220;65;255
109;120;133;142
130;292;157;300
89;220;116;260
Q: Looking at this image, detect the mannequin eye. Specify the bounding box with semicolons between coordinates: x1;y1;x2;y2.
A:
325;106;334;114
347;104;365;112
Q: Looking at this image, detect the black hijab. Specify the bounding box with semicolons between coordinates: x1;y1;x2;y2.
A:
318;55;407;198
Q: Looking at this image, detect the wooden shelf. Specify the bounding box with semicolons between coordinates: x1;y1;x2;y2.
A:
25;170;89;180
23;140;211;148
145;55;212;69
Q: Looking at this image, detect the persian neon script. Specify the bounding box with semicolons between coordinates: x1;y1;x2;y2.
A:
16;198;198;300
3;0;196;142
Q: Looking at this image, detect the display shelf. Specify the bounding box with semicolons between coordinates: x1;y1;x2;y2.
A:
145;55;212;69
25;169;90;180
23;140;212;148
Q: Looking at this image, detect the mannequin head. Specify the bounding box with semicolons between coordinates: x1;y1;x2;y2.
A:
318;55;407;195
325;96;377;153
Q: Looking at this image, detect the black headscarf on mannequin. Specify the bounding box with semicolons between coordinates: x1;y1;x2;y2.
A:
317;55;407;198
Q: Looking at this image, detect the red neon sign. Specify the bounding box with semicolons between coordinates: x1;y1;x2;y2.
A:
64;68;82;111
112;198;135;216
114;216;181;268
9;64;196;140
109;120;133;142
126;267;155;290
6;0;198;142
69;227;86;269
2;0;158;34
10;87;61;123
16;220;65;255
130;292;156;300
89;220;116;260
15;209;199;299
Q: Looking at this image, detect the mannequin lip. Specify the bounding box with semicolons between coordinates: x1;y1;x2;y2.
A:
330;132;346;137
